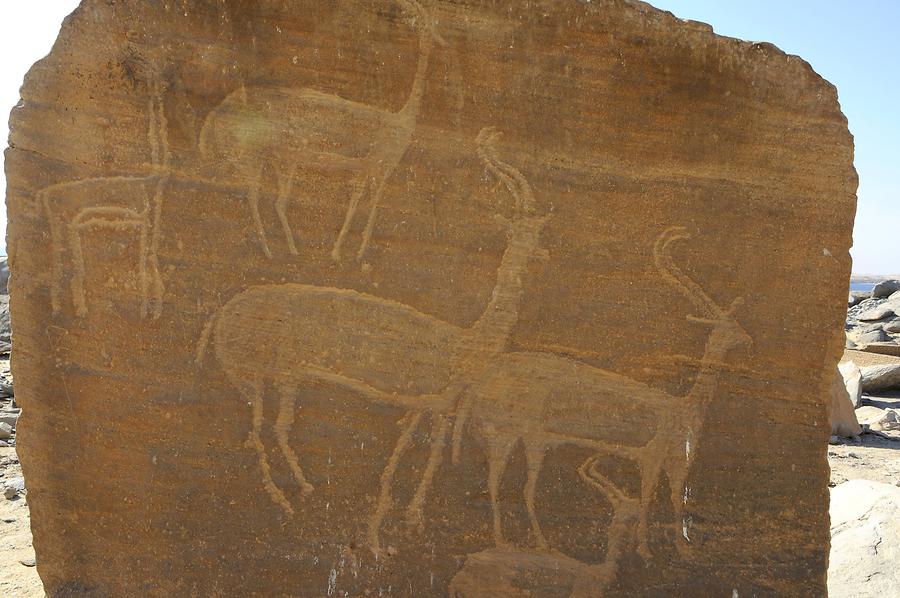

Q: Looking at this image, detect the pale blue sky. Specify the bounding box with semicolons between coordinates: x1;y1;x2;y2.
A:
2;1;896;273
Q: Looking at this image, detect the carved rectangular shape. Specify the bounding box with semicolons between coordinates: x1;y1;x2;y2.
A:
6;1;854;596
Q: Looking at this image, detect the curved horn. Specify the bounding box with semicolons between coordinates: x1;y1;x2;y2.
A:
653;227;724;318
476;128;537;214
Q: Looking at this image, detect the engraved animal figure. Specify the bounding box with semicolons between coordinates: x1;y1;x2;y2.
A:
198;0;445;261
366;127;548;550
448;457;640;597
453;227;751;561
195;127;549;522
35;84;170;319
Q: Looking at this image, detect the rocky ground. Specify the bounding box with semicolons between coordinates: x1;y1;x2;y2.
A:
0;356;41;597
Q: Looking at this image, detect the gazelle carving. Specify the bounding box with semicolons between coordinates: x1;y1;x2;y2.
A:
199;0;445;261
452;226;751;561
195;127;548;524
35;80;170;319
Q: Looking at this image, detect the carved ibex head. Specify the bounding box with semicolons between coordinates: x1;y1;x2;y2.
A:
654;227;752;354
397;0;447;46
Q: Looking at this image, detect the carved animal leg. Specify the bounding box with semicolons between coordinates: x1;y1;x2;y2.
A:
276;385;314;496
244;380;293;515
149;250;165;320
406;413;451;531
367;410;425;556
275;166;299;256
486;434;518;547
668;467;692;556
47;212;65;315
332;175;371;262
247;169;273;259
67;223;88;318
636;462;663;561
138;222;150;319
451;395;474;465
356;166;397;261
523;441;549;550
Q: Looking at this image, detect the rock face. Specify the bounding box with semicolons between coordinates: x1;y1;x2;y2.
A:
829;480;900;598
5;1;855;595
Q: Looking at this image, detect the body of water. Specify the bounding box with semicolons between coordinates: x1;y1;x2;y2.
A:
850;282;876;292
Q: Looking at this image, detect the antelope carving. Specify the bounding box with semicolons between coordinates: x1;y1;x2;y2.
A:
199;0;445;261
195;127;549;521
451;226;751;561
35;80;170;319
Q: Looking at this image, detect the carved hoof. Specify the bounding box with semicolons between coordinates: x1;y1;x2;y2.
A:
330;247;342;262
300;482;315;496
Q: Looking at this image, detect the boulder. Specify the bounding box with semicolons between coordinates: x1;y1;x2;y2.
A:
838;361;863;408
860;364;900;392
872;280;900;298
862;343;900;358
848;292;870;308
830;369;861;437
0;295;9;354
884;319;900;334
0;412;18;428
0;257;8;295
847;327;888;346
829;480;900;598
0;422;12;440
4;1;856;595
857;303;896;322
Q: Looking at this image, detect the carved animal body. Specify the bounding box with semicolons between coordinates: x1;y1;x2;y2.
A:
455;227;752;563
196;126;548;519
199;0;443;261
35;84;169;319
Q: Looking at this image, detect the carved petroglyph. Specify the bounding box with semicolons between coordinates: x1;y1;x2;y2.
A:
448;226;750;579
195;127;549;550
438;227;751;596
199;0;445;261
368;126;549;547
445;229;750;597
36;84;170;319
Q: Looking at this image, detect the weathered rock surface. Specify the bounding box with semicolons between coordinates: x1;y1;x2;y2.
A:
829;480;900;598
0;296;10;355
861;364;900;392
6;1;855;595
0;258;8;296
872;280;900;299
830;369;861;437
839;360;863;409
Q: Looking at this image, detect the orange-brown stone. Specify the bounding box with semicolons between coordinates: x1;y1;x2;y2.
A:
5;1;854;595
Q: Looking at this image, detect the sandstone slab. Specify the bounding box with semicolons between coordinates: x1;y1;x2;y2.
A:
6;1;855;595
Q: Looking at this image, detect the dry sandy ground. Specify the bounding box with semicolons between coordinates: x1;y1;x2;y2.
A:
831;350;900;486
0;446;42;597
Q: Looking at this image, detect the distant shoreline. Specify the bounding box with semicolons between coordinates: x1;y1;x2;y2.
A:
851;274;900;283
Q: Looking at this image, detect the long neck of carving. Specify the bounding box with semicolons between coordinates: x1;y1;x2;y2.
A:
469;221;537;351
686;332;730;423
400;30;432;117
